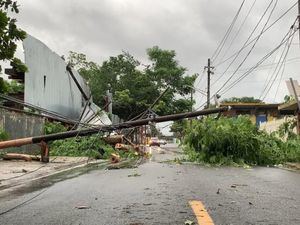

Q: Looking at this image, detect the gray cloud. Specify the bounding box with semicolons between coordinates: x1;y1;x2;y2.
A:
7;0;299;106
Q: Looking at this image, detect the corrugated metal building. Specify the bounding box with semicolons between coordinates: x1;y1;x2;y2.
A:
23;35;111;125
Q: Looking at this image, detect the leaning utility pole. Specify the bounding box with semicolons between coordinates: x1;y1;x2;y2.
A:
0;107;229;152
205;58;214;108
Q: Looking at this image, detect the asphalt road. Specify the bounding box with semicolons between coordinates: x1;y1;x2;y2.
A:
0;144;299;225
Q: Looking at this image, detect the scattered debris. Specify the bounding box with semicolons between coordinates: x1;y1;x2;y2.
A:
103;135;124;145
106;159;139;170
174;157;182;164
184;219;195;225
115;143;133;152
110;153;121;164
2;153;40;161
75;205;91;209
178;211;187;214
231;184;248;187
128;173;141;177
143;203;152;206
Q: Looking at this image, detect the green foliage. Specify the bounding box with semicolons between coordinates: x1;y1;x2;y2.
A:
277;118;297;140
44;121;138;159
68;47;196;120
0;0;26;72
0;127;9;140
170;120;188;141
284;95;295;103
44;121;67;135
50;135;138;160
183;116;300;166
10;58;28;72
0;77;8;93
0;78;23;94
221;97;262;103
50;136;115;159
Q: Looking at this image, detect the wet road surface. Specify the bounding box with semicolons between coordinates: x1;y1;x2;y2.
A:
0;144;299;225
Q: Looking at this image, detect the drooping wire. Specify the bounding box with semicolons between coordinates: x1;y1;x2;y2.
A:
219;24;297;96
258;29;292;99
261;30;295;101
0;188;48;216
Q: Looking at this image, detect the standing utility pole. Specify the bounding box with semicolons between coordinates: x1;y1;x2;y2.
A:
205;58;214;108
298;0;300;43
289;78;300;134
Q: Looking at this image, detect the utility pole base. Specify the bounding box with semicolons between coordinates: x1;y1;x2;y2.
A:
40;141;49;163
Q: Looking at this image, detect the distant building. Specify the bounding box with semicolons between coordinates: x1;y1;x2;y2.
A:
220;102;280;127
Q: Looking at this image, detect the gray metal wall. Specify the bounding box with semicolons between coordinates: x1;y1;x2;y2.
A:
23;35;90;120
0;108;45;153
23;35;112;126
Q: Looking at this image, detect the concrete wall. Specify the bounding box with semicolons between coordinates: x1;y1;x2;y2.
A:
0;108;45;153
260;116;297;134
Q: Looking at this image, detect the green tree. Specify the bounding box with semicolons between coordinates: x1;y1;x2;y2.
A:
0;78;23;94
68;47;196;121
0;0;26;72
170;120;188;141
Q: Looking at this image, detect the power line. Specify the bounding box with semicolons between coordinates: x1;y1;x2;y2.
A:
220;24;297;96
214;1;298;68
195;23;297;111
211;0;246;63
259;30;292;99
213;0;278;89
218;0;257;64
261;30;295;100
212;57;300;76
0;188;48;216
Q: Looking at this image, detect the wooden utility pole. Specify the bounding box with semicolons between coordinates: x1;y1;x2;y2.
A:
289;78;300;134
0;107;229;151
298;0;300;43
205;58;214;108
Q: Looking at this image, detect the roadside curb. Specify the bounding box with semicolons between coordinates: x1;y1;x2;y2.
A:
284;162;300;171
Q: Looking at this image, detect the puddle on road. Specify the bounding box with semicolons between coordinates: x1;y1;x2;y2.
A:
0;162;108;200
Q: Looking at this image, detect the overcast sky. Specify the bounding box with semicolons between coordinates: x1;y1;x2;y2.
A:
2;0;300;134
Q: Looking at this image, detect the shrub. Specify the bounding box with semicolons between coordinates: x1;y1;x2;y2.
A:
0;128;9;141
50;135;115;159
44;121;67;135
183;116;300;166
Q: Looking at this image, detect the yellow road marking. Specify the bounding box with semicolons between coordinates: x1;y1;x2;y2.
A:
189;200;215;225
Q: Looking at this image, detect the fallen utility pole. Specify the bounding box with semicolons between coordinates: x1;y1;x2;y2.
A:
0;107;228;151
